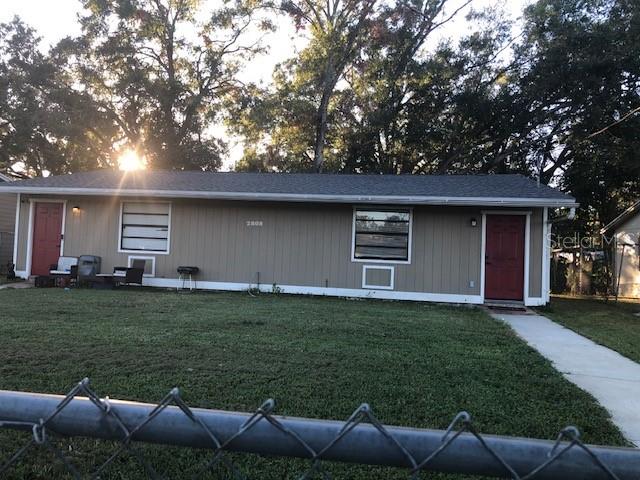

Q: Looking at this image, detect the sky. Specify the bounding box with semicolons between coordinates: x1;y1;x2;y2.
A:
0;0;530;170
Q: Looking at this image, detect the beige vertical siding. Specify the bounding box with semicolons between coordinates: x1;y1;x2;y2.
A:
614;214;640;298
0;193;16;267
15;194;546;302
0;194;15;233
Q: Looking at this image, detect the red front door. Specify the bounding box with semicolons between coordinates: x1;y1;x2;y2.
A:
485;215;525;301
31;203;63;276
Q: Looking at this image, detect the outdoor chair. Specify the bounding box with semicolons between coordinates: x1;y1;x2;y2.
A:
49;256;78;276
77;255;103;287
48;256;78;287
111;259;145;287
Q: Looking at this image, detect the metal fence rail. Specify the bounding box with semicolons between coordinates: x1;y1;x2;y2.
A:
0;378;638;479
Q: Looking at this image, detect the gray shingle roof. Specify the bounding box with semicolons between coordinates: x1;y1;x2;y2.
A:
0;170;577;207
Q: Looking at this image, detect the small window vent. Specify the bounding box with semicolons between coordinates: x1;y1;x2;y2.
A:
362;265;394;290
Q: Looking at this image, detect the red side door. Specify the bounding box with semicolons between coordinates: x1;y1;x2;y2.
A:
485;215;525;301
31;203;64;276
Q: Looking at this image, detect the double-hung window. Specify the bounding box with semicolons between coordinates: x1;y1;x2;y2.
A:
119;202;170;253
353;208;411;262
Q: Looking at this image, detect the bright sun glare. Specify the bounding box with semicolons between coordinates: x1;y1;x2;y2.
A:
118;150;147;172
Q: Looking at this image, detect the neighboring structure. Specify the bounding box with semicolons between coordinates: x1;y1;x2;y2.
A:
0;173;16;273
601;200;640;298
0;171;577;306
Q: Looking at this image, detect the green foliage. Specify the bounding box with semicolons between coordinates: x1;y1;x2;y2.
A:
513;0;640;229
0;18;116;177
247;0;381;171
231;3;525;174
0;1;272;175
62;0;270;170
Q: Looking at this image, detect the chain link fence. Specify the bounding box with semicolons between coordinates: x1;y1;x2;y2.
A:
0;378;638;479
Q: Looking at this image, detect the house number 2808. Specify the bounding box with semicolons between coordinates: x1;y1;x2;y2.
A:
246;220;263;227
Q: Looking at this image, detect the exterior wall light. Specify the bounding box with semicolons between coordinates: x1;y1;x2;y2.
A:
72;206;81;214
470;218;477;227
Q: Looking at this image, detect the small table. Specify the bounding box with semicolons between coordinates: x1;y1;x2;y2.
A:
49;270;74;288
177;266;199;291
90;273;122;289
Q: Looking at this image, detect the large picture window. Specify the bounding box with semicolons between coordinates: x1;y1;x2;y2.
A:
353;208;411;262
119;202;170;253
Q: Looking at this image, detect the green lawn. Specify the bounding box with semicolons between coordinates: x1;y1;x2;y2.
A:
539;296;640;363
0;289;626;479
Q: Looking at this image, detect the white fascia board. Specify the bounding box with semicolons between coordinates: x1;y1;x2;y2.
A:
0;186;579;208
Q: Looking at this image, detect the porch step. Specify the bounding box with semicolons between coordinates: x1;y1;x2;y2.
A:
484;301;532;315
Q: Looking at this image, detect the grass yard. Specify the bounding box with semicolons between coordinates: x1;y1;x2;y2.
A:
0;289;626;479
539;296;640;363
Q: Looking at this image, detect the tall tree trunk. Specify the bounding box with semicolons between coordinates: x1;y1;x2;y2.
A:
313;87;332;172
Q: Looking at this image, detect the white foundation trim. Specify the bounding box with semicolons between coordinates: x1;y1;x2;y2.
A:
141;278;484;304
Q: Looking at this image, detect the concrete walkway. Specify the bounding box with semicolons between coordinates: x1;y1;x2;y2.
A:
490;311;640;447
0;281;32;290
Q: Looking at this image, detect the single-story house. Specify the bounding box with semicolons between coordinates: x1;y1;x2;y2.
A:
0;170;577;306
601;200;640;298
0;173;16;273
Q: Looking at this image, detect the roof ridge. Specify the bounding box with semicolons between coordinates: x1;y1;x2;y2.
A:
0;169;576;207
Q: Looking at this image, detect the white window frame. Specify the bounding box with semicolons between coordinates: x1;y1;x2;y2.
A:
127;255;156;277
362;265;395;290
351;206;413;265
118;200;172;255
